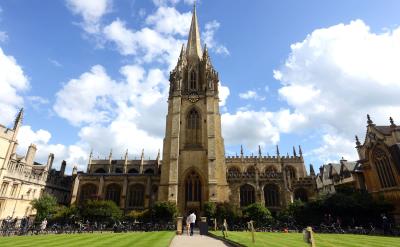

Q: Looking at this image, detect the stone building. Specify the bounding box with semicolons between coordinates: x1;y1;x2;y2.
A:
355;115;400;222
0;109;72;220
70;6;316;215
315;158;365;195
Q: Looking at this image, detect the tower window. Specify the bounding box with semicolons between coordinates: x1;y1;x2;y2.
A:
189;70;197;91
185;171;201;202
186;108;201;146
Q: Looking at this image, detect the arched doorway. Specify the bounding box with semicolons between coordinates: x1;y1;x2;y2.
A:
185;170;202;213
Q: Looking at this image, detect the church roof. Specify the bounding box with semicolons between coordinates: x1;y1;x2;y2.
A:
186;4;202;59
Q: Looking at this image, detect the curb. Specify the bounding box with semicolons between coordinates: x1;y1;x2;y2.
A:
207;232;246;247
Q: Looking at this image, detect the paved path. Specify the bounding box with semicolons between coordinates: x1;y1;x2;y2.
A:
169;233;229;247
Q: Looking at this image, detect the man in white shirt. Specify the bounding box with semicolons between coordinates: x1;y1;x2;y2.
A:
189;212;196;236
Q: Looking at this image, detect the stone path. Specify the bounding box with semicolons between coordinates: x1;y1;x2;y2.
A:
169;232;229;247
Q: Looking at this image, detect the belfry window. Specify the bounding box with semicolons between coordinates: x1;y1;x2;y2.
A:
186;108;201;146
240;184;255;207
189;70;197;91
373;147;397;188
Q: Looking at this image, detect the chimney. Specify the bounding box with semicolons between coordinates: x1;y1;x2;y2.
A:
46;153;54;171
26;144;37;166
60;160;66;176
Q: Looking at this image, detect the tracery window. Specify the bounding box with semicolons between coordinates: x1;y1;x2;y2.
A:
265;166;277;176
95;168;106;173
128;168;139;174
228;167;241;177
240;184;255;207
144;168;154;175
186;108;201;146
373;148;397;188
128;184;145;207
105;184;121;206
264;184;280;207
185;171;201;202
286;166;296;180
189;70;197;91
80;183;97;202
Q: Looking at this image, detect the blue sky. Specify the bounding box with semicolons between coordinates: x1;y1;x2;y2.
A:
1;0;400;173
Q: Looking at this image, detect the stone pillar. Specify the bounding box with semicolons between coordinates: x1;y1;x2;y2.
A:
176;217;183;235
121;176;128;209
98;176;104;199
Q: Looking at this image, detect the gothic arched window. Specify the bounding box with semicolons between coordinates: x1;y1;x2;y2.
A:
105;183;121;206
128;184;145;208
186;108;201;146
80;183;97;202
128;168;139;174
286;166;296;180
189;70;197;91
294;188;308;202
373;147;397;188
228;167;241;177
95;168;106;173
185;171;201;202
264;184;280;207
240;184;255;207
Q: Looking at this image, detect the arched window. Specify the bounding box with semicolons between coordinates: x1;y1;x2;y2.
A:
95;168;106;173
115;168;123;173
189;70;197;91
246;166;256;177
185;171;201;202
264;184;280;207
144;168;154;175
186;108;201;146
105;184;121;206
228;167;241;177
128;168;139;174
150;185;158;207
240;184;255;207
80;183;97;202
294;188;308;202
373;147;397;188
265;166;277;175
286;166;296;180
128;184;145;208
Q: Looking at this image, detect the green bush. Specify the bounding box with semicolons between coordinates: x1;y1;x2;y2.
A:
126;209;151;222
242;203;273;226
152;201;178;222
80;200;122;223
216;202;242;225
203;201;217;219
31;194;58;222
51;204;80;224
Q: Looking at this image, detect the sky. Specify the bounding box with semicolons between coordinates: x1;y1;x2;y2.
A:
1;0;400;174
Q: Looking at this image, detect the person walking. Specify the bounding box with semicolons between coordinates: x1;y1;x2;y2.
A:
189;211;196;236
186;215;191;235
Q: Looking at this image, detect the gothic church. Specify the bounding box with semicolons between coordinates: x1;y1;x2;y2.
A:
70;6;316;215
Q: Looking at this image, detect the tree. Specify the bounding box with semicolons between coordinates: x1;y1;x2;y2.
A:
51;205;80;224
152;201;178;222
80;200;122;224
216;202;242;225
242;203;273;226
31;194;58;222
203;202;217;219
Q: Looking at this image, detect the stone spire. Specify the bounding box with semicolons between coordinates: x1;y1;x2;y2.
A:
390;117;396;128
276;145;280;157
258;145;262;157
186;3;202;59
367;114;373;126
13;108;24;131
298;145;303;157
309;164;315;176
355;135;361;147
293;146;297;157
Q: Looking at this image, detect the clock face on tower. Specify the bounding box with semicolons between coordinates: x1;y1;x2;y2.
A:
188;92;200;103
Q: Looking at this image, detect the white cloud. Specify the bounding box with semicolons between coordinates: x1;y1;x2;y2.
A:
152;0;180;7
48;58;62;67
146;7;191;36
239;90;266;101
0;47;29;126
202;20;229;55
274;19;400;162
66;0;112;33
218;83;230;107
0;31;8;42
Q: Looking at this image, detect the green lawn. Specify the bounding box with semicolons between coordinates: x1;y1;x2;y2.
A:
210;231;400;247
0;231;175;247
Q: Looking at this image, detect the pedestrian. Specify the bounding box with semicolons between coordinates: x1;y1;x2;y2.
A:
189;211;196;236
186;215;191;236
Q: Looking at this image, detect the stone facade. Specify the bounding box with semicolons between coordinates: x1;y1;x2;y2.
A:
0;109;72;220
70;6;316;215
355;115;400;222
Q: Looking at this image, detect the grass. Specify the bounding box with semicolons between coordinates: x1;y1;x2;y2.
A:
0;231;175;247
210;231;400;247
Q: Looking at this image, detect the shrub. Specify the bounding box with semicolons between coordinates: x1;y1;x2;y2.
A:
152;201;178;222
80;200;122;224
216;202;242;225
203;201;217;219
31;194;58;222
242;203;273;226
126;209;151;222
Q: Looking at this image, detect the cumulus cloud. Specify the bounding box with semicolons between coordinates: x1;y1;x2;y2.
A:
0;47;29;126
274;19;400;162
0;31;8;42
146;7;191;36
202;20;229;55
239;90;266;101
66;0;112;33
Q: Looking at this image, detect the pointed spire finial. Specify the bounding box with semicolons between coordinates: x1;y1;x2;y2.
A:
293;146;297;157
240;145;244;156
276;145;280;157
390;117;396;128
125;149;128;159
298;145;303;157
14;108;24;130
141;148;144;159
156;149;160;160
355;135;361;147
109;149;113;160
367;114;373;125
186;2;202;59
258;145;262;157
310;164;315;176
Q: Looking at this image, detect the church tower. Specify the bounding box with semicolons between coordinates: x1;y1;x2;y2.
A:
159;5;228;213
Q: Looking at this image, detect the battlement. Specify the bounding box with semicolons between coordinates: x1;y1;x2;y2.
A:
225;155;303;163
